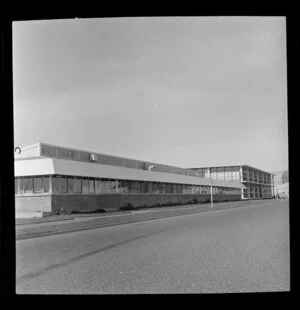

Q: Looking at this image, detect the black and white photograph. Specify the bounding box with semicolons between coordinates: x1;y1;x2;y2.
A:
12;16;289;294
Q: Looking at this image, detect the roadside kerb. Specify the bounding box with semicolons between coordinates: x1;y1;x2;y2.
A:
16;200;257;240
16;199;250;226
15;210;133;226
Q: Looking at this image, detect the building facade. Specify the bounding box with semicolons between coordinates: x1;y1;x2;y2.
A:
14;143;245;217
188;166;274;199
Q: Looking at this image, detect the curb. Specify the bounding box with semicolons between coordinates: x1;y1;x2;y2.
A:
16;200;249;226
16;203;250;240
15;211;133;226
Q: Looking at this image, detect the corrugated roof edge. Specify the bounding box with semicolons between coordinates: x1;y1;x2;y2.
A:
37;142;190;170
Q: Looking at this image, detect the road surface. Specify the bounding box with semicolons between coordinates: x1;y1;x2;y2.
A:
16;199;290;294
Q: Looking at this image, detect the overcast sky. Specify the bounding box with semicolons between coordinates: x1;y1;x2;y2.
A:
13;17;288;172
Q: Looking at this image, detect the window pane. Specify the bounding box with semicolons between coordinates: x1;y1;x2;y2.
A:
60;177;68;193
115;180;120;193
17;178;23;194
15;178;18;194
180;184;184;194
23;177;33;194
111;180;117;193
139;182;144;193
171;184;176;194
74;178;82;193
95;179;101;194
15;178;23;194
145;182;152;194
136;181;140;193
101;179;107;193
119;180;129;193
82;179;89;194
130;181;138;194
43;176;49;193
200;186;207;194
89;179;94;193
101;179;115;193
166;183;171;194
189;185;194;194
53;176;67;193
67;178;74;193
159;183;165;194
102;179;110;193
33;177;43;193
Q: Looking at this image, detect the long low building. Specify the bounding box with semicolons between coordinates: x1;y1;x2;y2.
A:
14;142;246;217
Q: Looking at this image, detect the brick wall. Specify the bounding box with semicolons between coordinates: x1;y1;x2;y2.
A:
15;195;52;213
51;194;121;214
120;194;241;208
15;193;242;216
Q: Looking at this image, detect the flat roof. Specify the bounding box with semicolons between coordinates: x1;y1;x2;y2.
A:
14;157;246;189
188;165;273;176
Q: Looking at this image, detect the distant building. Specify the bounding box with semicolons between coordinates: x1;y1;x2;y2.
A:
188;165;274;200
14;142;245;218
272;170;289;198
272;171;288;186
274;182;289;198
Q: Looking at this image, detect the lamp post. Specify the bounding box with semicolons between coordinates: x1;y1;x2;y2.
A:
272;174;275;199
210;168;214;208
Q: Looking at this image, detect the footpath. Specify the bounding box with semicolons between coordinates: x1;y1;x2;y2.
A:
16;200;259;240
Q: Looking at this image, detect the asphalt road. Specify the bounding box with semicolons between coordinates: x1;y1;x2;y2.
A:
16;199;290;294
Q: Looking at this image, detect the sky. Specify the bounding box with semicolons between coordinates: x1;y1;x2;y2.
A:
13;17;288;172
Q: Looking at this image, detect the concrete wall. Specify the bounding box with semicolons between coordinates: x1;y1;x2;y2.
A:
15;195;52;213
15;144;40;159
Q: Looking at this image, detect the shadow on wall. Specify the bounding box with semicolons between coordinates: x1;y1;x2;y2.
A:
120;198;212;211
55;208;106;215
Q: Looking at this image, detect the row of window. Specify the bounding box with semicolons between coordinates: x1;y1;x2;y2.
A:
243;173;271;182
243;178;271;184
243;193;272;198
211;175;241;181
15;176;50;194
15;175;242;195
